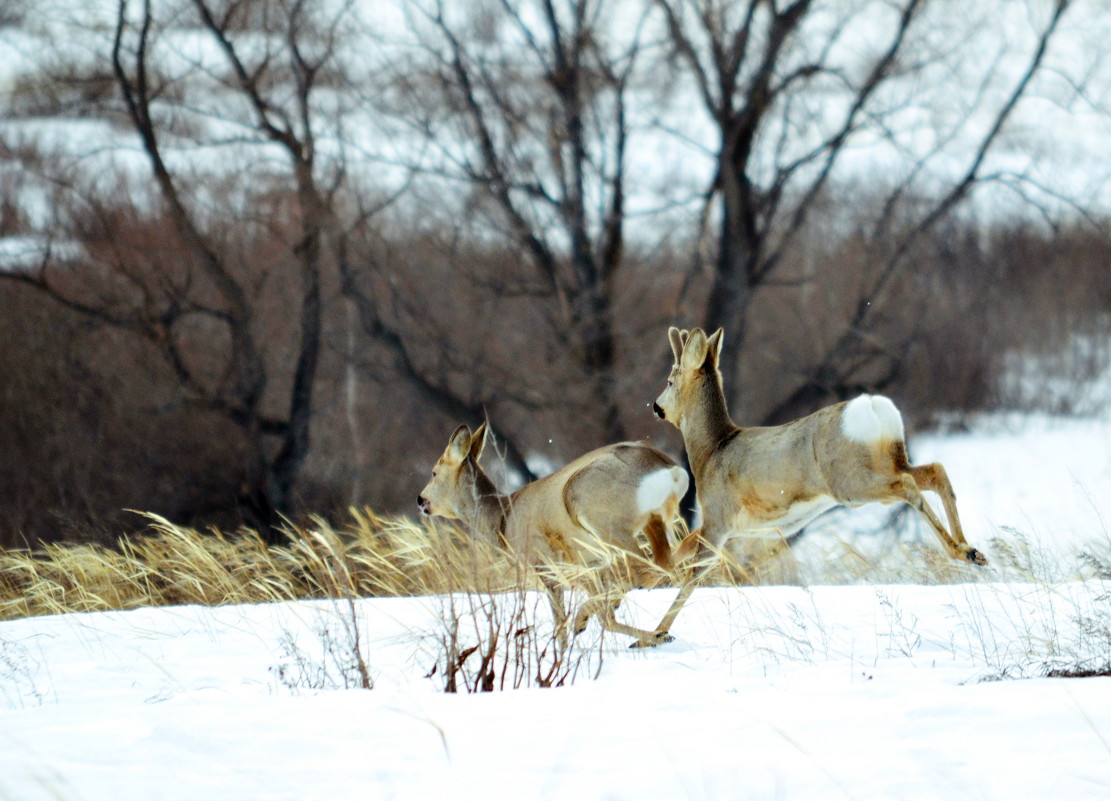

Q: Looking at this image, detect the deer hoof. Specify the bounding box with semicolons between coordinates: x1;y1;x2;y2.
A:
966;547;988;566
628;631;674;649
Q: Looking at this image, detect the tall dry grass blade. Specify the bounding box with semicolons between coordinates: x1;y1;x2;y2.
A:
0;508;520;620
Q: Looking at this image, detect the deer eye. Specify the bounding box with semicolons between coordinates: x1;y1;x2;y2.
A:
431;470;437;478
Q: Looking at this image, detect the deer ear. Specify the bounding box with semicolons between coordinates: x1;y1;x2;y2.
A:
445;424;472;463
667;327;684;361
680;328;709;370
469;421;489;462
706;328;724;368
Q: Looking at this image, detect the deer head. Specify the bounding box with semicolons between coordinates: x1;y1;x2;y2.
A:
652;326;724;428
417;422;489;519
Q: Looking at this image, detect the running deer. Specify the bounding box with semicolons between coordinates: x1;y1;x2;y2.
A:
417;422;690;647
647;326;987;642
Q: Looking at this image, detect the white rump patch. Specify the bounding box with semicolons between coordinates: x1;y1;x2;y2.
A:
636;466;690;515
840;394;905;444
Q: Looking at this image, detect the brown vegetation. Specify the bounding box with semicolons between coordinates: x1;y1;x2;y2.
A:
1;213;1106;547
1;0;1109;547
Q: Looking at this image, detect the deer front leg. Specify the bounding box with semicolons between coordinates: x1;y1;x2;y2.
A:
539;574;571;648
572;588;670;648
637;544;719;648
598;602;674;648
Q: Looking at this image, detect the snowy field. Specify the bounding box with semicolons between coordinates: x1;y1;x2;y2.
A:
3;3;1111;796
1;411;1110;801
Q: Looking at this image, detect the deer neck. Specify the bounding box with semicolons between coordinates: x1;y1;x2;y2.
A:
680;371;740;474
463;466;509;545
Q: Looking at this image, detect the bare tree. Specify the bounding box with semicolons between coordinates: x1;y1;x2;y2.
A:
1;0;1105;542
657;0;1076;420
0;0;354;539
333;214;541;484
393;0;651;447
3;0;563;533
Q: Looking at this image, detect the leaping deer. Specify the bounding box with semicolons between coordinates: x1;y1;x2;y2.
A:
647;326;987;643
418;422;689;648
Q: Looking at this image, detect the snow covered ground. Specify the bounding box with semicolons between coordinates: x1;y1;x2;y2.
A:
1;410;1110;801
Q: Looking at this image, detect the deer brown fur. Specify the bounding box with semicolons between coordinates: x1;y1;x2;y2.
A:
648;326;987;641
418;423;689;647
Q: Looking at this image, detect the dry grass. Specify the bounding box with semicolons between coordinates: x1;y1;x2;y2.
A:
3;507;1108;686
0;504;1003;622
0;509;516;621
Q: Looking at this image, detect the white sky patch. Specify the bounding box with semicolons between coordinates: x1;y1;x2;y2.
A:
0;235;83;272
3;0;1111;239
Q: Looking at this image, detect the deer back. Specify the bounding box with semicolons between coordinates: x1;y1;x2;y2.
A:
502;442;685;568
656;327;912;542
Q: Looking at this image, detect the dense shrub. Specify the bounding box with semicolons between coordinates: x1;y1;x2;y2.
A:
0;210;1108;546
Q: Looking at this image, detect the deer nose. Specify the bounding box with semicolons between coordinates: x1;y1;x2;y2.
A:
652;402;665;420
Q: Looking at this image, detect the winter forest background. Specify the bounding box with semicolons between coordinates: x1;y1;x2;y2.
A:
1;0;1109;547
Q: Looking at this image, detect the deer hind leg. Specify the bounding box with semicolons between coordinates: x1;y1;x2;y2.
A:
907;463;968;544
896;469;986;565
569;564;624;635
641;514;674;573
571;591;613;636
674;527;702;564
